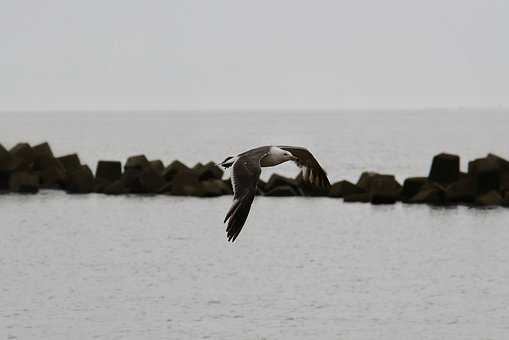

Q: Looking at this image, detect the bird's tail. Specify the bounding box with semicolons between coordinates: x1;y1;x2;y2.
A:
218;156;235;169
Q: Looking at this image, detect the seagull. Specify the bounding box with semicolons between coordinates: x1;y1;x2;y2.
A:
219;146;330;242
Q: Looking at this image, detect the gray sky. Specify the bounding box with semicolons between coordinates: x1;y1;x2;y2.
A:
1;0;507;110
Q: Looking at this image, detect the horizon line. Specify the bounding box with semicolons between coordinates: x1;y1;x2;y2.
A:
0;106;507;113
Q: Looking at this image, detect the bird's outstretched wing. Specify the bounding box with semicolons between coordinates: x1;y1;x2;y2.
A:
224;155;262;242
278;146;330;188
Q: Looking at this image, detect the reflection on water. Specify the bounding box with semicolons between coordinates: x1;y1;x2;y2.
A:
2;192;509;339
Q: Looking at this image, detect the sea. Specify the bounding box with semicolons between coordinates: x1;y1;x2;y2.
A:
1;109;509;339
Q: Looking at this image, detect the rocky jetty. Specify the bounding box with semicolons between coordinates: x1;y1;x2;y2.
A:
1;142;508;207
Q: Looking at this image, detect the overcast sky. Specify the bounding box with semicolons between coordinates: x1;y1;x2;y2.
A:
1;0;507;110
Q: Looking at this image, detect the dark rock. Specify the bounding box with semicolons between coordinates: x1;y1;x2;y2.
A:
96;161;122;182
157;182;173;194
428;153;460;183
487;153;509;171
0;144;15;190
401;177;428;202
35;156;62;171
468;156;502;195
8;172;39;193
94;160;122;193
120;168;144;193
200;180;226;197
329;180;365;198
32;142;53;158
343;193;370;203
0;144;24;172
265;174;300;194
468;155;499;174
408;184;445;205
369;175;401;204
163;160;191;181
0;144;11;168
445;176;476;203
485;154;509;194
9;143;35;165
504;192;509;206
32;142;63;171
196;161;224;181
500;172;509;195
264;185;298;197
57;154;81;172
0;174;8;191
163;176;230;196
124;155;149;171
192;162;204;171
38;166;67;189
9;143;34;159
216;179;233;195
459;171;469;178
356;172;379;192
66;165;94;193
353;172;401;203
170;170;203;196
93;177;111;193
122;157;164;193
476;190;504;206
162;160;204;195
104;180;129;195
149;160;165;175
138;165;166;193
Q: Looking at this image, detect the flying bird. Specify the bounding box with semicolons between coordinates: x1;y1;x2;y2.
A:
219;146;330;242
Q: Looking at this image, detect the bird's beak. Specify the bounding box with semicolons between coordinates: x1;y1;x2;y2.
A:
291;156;299;161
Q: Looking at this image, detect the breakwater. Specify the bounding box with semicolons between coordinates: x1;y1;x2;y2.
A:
1;142;509;207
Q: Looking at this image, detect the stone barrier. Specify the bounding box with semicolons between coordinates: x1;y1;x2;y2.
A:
1;141;508;207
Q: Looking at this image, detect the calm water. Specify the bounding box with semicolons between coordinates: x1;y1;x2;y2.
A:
1;110;509;339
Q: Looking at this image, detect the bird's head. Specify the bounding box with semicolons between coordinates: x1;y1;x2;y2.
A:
283;151;298;162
